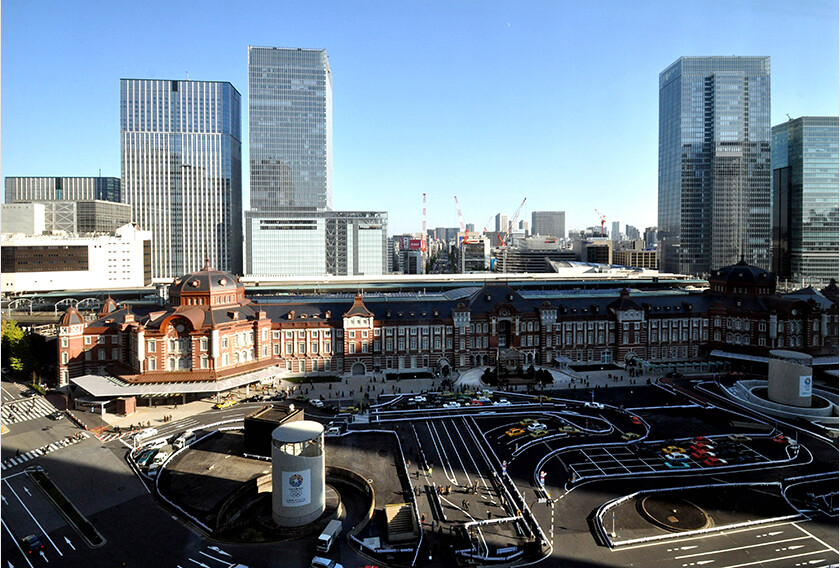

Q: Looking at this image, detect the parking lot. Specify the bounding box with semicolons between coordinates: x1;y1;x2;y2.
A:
552;435;803;483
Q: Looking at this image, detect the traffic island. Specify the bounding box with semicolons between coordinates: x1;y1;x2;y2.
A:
25;466;106;547
598;483;801;547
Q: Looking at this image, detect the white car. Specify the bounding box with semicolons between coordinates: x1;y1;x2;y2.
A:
311;557;343;568
411;396;427;403
584;402;604;409
527;422;547;432
493;399;511;406
442;402;461;408
310;399;324;408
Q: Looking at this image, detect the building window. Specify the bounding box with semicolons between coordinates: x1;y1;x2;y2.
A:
222;353;229;366
349;331;356;339
200;355;209;369
200;338;208;351
148;357;156;371
84;336;92;346
349;343;356;354
298;342;305;353
221;337;229;348
273;344;280;355
324;343;331;353
311;342;319;353
286;344;293;354
61;352;68;364
362;330;368;338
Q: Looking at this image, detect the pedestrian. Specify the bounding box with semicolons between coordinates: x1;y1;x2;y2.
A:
487;510;491;520
421;513;426;524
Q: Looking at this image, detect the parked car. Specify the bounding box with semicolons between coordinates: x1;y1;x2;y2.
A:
664;461;690;470
621;432;640;441
703;456;727;466
442;402;461;408
527;422;547;432
661;445;686;454
529;430;548;439
630;416;642;425
519;418;537;426
310;556;343;568
664;452;689;461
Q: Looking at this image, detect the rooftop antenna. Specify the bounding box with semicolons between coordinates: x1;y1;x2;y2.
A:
186;70;190;81
786;113;791;121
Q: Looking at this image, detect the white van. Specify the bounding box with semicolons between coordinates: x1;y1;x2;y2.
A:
316;519;343;553
132;428;159;445
173;431;196;450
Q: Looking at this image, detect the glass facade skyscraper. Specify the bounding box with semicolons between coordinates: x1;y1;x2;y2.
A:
248;47;332;211
772;116;839;286
658;57;772;276
530;211;565;239
120;79;242;280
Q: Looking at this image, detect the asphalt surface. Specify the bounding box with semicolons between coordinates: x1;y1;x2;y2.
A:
1;368;837;568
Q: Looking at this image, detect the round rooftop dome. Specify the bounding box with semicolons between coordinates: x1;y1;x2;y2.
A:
711;258;773;285
169;261;244;307
709;258;776;296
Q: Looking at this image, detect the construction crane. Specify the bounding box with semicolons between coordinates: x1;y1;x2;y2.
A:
595;209;607;237
421;193;427;251
507;197;527;243
454;195;466;236
482;214;495;235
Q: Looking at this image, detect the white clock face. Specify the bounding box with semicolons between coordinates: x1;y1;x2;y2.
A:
500;308;510;316
176;324;185;332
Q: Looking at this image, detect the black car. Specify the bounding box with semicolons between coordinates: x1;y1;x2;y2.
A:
20;534;44;555
47;411;64;420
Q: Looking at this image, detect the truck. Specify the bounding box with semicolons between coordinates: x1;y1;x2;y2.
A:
315;519;343;553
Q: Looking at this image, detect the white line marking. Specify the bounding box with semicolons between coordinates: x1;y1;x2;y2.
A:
791;522;840;554
2;480;62;556
0;517;35;568
198;550;226;563
718;548;832;568
611;522;796;552
675;537;810;559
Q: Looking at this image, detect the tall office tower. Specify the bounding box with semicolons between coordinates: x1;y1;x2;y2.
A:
121;79;242;280
5;177;120;203
611;221;621;241
658;57;771;275
495;213;509;233
249;46;332;212
531;211;566;239
625;225;640;240
772;116;839;286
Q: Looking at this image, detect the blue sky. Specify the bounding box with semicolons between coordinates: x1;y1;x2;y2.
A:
2;1;837;236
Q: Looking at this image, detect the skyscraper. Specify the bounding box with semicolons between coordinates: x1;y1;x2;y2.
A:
121;79;242;280
243;47;387;276
248;46;332;211
495;213;509;233
772;116;839;286
530;211;566;239
658;56;771;276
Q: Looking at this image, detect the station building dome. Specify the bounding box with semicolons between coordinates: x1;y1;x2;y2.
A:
709;258;776;296
168;260;245;309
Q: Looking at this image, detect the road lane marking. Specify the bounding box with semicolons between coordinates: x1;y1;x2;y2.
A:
1;516;36;568
675;537;810;559
2;479;62;556
610;522;796;552
791;522;840;554
718;548;833;568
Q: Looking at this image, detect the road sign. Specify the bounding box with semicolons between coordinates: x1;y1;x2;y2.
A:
539;470;546;485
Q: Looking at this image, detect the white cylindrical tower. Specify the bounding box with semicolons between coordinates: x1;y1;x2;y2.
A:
271;420;325;527
768;349;813;408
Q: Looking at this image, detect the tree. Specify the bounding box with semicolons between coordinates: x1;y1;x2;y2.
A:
1;320;27;373
1;320;46;382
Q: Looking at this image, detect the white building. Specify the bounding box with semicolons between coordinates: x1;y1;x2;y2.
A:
1;223;152;293
1;203;46;235
244;211;388;277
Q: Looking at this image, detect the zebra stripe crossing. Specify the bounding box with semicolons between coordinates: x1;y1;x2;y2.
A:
1;397;58;426
1;432;90;470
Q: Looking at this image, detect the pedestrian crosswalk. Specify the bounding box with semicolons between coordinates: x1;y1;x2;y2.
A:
95;431;128;442
1;397;58;426
1;432;90;470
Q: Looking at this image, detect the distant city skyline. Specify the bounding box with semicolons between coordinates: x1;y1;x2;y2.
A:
2;2;837;236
